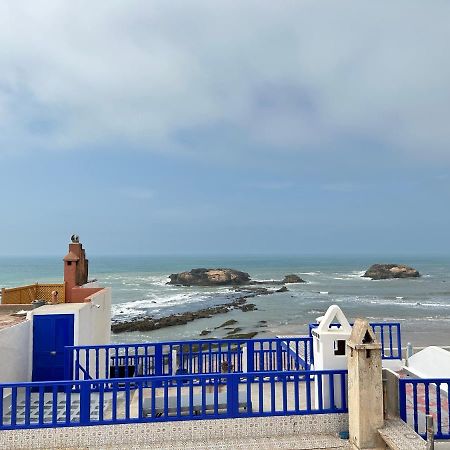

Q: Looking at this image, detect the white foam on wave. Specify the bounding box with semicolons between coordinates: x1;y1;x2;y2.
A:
367;298;450;308
111;287;236;319
301;272;320;276
319;291;329;295
103;274;170;287
333;270;369;281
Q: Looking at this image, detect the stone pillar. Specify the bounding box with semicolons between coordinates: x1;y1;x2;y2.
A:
347;319;384;450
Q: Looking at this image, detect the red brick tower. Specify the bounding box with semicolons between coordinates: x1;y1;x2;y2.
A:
63;235;89;302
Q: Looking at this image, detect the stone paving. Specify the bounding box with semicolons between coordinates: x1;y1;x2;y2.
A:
378;418;427;450
0;414;349;449
94;434;351;449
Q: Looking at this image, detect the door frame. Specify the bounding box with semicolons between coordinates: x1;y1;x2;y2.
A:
32;313;75;382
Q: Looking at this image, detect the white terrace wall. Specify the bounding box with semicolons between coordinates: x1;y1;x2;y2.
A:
77;288;111;379
0;320;31;383
81;288;111;347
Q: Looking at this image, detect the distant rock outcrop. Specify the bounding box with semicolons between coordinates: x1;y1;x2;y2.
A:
363;264;420;280
168;268;251;286
282;274;305;283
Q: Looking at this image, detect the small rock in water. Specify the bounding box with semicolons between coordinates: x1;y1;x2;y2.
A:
200;329;211;336
226;327;242;335
282;274;305;283
226;331;258;339
240;303;257;312
215;319;239;329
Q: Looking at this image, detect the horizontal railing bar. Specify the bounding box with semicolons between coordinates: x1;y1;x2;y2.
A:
0;369;347;389
399;378;450;384
65;337;313;351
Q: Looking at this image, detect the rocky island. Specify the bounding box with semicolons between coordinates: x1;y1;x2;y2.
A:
168;268;251;286
363;264;420;280
168;268;305;286
282;274;305;283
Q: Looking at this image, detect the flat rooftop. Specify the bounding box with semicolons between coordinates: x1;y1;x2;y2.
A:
0;304;33;330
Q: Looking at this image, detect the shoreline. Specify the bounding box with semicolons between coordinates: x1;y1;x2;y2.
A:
111;286;281;334
111;289;450;349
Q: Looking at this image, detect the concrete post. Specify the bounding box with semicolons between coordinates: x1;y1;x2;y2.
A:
426;415;435;450
347;319;385;450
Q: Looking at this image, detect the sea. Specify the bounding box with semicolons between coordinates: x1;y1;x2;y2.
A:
1;255;449;347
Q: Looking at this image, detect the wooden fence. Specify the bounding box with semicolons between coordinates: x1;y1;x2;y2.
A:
0;283;65;305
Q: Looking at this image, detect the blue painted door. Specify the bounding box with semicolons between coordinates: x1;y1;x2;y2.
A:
32;314;74;381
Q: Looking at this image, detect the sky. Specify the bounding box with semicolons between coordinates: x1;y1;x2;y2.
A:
0;0;450;256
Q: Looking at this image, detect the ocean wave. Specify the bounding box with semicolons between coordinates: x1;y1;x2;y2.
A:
111;288;239;319
367;298;450;308
332;271;368;281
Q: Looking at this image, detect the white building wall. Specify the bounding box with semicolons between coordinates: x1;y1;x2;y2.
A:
87;288;111;346
29;288;112;380
0;320;31;383
407;346;450;381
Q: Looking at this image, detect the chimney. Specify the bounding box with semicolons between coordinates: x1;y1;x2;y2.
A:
63;235;89;302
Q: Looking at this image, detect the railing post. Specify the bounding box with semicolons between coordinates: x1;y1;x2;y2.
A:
397;324;402;360
276;340;283;372
398;380;407;423
64;347;73;380
307;337;313;368
246;340;254;376
79;382;91;426
227;374;239;418
154;343;163;387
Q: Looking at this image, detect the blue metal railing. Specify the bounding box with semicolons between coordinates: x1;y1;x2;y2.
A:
0;369;347;430
399;377;450;440
309;322;402;360
65;337;313;382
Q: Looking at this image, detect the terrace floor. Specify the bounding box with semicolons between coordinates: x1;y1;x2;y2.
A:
0;305;31;330
95;434;351;449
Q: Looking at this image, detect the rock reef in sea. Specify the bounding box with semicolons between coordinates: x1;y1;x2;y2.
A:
168;268;306;286
363;264;420;280
168;268;251;286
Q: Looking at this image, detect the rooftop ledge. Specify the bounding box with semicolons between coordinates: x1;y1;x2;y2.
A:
0;304;33;330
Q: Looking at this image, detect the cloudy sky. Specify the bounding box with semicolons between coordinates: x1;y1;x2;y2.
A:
1;0;449;256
